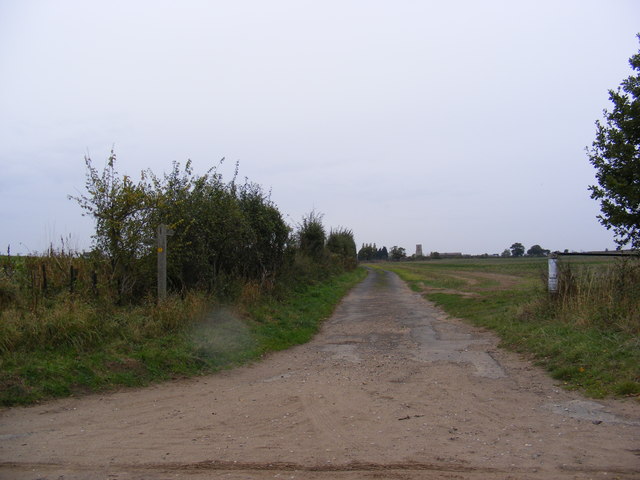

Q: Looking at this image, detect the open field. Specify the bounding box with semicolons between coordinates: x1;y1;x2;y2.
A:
369;257;640;399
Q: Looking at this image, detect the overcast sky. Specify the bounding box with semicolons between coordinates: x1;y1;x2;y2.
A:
1;1;639;256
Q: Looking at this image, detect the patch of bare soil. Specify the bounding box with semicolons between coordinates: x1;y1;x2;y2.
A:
450;271;523;290
1;269;638;480
418;270;522;297
417;286;481;298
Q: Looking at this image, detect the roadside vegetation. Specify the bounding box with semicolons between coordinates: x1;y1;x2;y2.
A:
0;154;362;406
371;257;640;399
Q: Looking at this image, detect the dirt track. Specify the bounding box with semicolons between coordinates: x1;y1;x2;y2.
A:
1;269;639;479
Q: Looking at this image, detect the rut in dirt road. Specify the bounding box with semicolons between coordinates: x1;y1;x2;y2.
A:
1;268;639;480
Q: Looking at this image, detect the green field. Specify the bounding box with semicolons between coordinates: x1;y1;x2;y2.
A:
370;257;640;399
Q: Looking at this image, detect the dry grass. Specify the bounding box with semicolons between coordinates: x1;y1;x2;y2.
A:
547;259;640;335
0;291;213;355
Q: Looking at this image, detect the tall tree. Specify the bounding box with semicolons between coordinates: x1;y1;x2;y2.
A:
69;151;150;298
327;228;357;269
588;34;640;250
510;242;525;257
298;210;326;260
390;246;406;260
377;246;389;260
527;244;550;257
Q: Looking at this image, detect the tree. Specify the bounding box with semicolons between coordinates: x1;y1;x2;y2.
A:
587;34;640;250
358;243;383;261
297;210;326;260
71;153;299;298
237;181;290;280
390;246;406;260
357;243;374;261
69;151;151;298
500;249;511;258
526;244;550;257
377;246;389;260
510;242;525;257
327;228;357;269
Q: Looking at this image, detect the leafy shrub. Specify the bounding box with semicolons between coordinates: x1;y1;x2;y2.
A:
69;155;292;301
297;210;326;261
327;228;357;270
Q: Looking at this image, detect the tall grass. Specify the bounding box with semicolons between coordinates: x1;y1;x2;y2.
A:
0;275;215;356
539;258;640;335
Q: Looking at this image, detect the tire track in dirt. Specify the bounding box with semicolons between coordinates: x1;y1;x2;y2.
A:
2;460;639;480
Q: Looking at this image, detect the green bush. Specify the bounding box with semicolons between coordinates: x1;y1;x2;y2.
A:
70;155;292;301
327;228;357;270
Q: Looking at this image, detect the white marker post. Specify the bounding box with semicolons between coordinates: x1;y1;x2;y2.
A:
548;254;558;294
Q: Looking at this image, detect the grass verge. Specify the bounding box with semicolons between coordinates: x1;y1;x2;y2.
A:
0;267;367;407
371;258;639;399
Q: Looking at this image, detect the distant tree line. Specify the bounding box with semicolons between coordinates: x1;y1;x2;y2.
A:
357;244;388;261
504;243;550;257
357;244;408;261
358;241;557;261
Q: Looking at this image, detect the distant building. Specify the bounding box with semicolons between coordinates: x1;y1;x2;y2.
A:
415;244;423;257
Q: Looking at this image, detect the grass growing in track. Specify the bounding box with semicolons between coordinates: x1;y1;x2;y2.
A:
0;267;367;406
248;267;368;351
371;258;639;399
